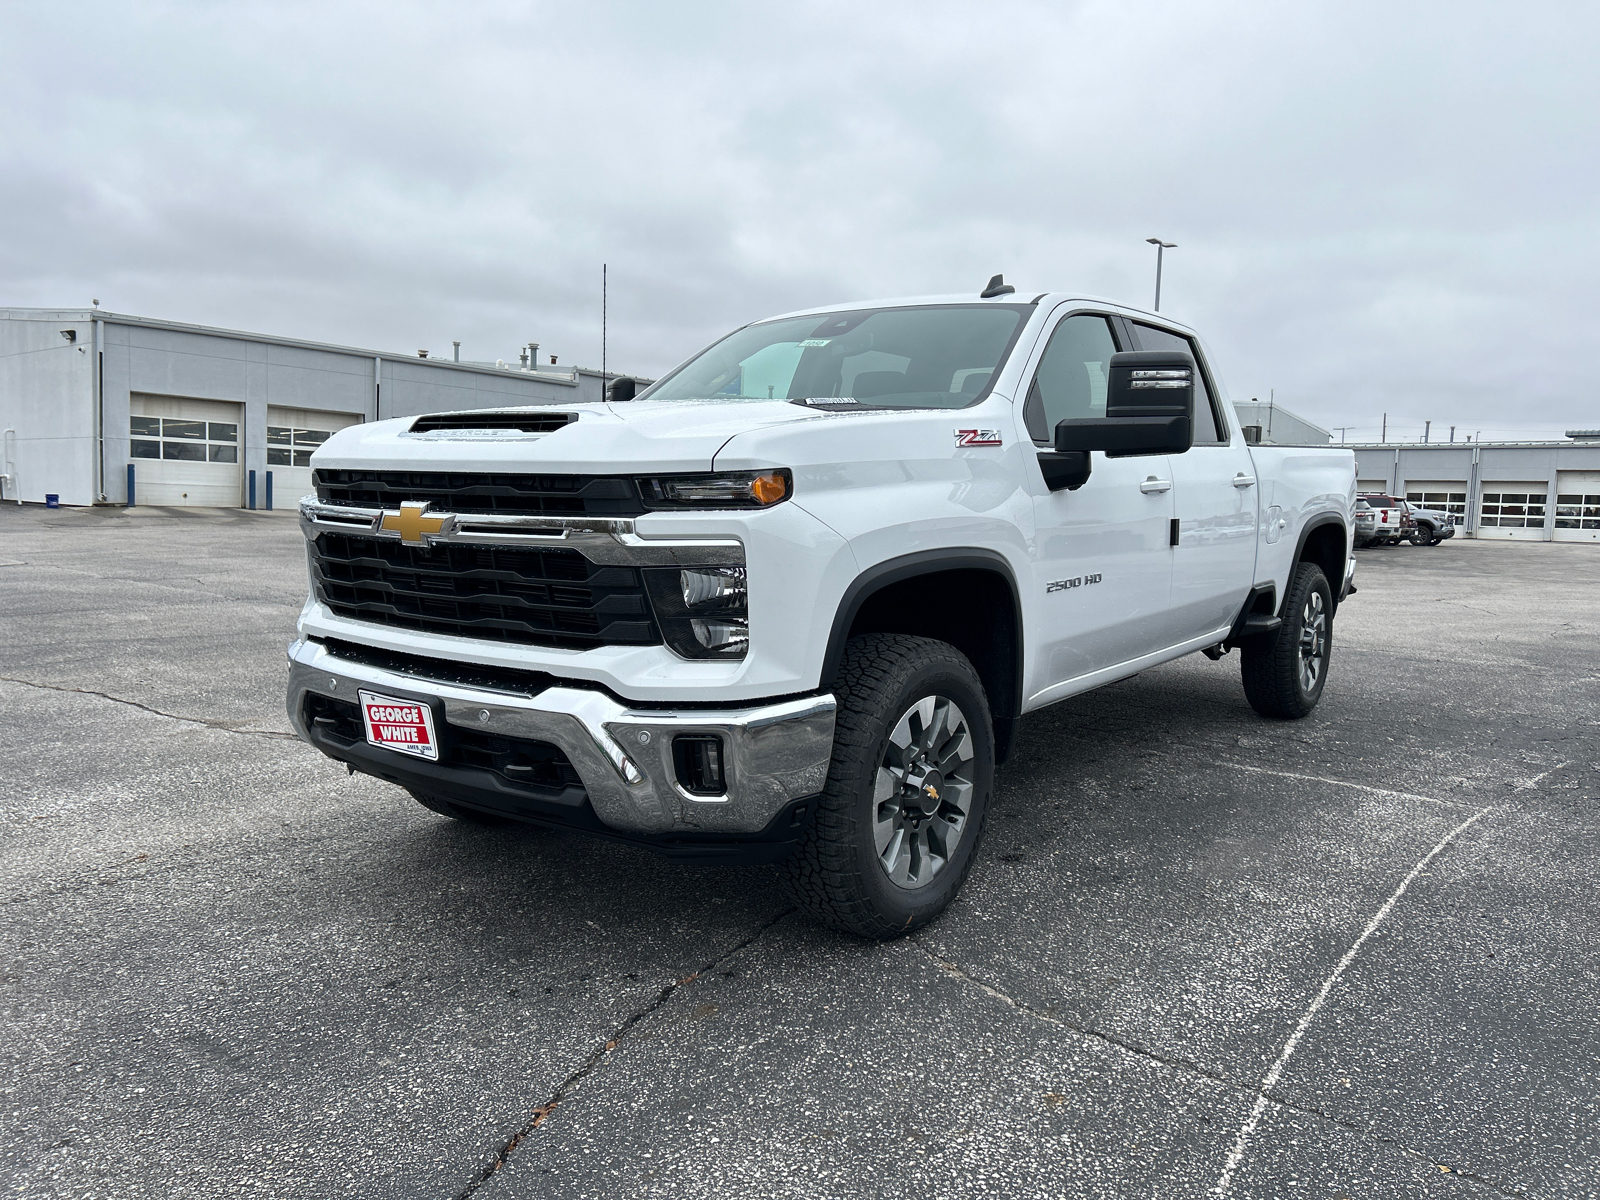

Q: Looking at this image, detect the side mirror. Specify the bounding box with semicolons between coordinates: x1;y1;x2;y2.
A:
1036;351;1195;491
607;377;638;403
1054;351;1194;458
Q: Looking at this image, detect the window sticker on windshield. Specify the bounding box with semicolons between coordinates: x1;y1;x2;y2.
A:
797;339;831;347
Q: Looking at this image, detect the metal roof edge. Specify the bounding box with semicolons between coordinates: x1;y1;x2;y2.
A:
0;307;638;385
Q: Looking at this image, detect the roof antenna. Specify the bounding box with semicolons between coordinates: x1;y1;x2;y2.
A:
980;273;1015;298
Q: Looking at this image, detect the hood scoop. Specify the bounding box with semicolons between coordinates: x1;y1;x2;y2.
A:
407;411;577;437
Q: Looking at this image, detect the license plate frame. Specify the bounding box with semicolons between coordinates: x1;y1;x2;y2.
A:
358;689;440;761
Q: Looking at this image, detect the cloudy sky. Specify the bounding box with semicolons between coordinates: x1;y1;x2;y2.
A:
4;1;1597;441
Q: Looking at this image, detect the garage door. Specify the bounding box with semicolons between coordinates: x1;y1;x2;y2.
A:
1403;481;1468;522
1477;483;1549;540
129;395;242;507
1357;478;1391;495
266;407;363;503
1554;471;1600;543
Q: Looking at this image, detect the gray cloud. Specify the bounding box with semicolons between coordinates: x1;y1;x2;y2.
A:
3;0;1596;439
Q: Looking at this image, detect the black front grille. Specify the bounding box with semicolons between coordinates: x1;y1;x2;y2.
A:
303;694;584;797
314;469;645;517
311;533;660;649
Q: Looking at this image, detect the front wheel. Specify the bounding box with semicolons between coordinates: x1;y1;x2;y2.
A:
1240;562;1333;719
784;633;993;939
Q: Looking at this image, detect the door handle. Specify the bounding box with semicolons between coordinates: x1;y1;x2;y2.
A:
1233;473;1256;488
1140;477;1172;494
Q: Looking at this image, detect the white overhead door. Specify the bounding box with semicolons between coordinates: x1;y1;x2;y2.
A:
1357;478;1390;494
267;407;363;503
1553;471;1600;543
1477;482;1549;540
129;395;241;507
1404;481;1468;522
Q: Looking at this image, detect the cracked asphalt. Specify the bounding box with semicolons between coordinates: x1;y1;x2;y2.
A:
2;504;1597;1199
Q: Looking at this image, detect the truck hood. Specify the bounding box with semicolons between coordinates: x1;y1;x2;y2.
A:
312;399;825;474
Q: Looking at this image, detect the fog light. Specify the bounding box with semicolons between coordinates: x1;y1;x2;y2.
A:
673;735;727;795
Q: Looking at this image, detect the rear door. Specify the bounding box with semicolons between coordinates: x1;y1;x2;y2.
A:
1128;322;1259;643
1023;310;1177;691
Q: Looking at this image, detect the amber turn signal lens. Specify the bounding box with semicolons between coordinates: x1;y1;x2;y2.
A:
749;471;788;505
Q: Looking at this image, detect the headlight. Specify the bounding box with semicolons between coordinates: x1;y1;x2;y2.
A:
644;567;749;658
639;469;791;509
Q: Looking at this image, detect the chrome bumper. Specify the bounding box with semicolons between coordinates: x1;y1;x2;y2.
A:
285;638;835;835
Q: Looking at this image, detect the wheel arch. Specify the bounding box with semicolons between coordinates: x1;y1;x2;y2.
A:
822;549;1024;762
1291;514;1348;614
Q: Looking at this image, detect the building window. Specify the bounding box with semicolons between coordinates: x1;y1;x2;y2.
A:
1555;494;1600;530
1405;490;1468;519
1479;492;1548;528
132;417;237;463
268;425;335;468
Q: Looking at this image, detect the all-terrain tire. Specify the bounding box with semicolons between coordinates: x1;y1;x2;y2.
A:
783;633;994;940
1240;562;1333;719
408;789;515;826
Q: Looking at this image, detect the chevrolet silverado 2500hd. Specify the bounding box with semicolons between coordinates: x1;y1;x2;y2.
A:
287;281;1357;938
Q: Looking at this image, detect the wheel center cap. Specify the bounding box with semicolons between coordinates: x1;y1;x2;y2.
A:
905;765;946;816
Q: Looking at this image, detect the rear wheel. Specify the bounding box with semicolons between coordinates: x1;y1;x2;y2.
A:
1240;563;1332;719
784;633;993;939
408;789;515;826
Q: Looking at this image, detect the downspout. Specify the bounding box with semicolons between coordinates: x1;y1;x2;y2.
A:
373;355;381;421
94;317;107;502
1466;444;1482;537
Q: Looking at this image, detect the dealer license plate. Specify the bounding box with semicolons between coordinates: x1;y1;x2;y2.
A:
358;690;439;761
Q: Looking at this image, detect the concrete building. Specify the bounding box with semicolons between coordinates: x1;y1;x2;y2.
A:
0;307;642;508
1351;440;1600;543
1232;399;1331;445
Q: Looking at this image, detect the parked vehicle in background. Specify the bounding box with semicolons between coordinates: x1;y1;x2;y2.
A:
1353;498;1379;548
1358;494;1412;545
1406;501;1456;546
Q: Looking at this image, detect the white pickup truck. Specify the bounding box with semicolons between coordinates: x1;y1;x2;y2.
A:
287;280;1357;938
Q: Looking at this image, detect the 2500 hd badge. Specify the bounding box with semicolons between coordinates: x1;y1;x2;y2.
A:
1047;573;1103;593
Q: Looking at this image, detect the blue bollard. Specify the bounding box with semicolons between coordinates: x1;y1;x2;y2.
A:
248;469;256;510
126;463;136;508
265;470;273;511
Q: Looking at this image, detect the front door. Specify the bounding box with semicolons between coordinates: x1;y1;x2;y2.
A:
1128;322;1259;643
1024;311;1177;692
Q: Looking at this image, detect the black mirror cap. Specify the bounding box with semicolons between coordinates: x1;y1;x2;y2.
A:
1055;414;1192;457
607;377;639;403
1106;350;1196;420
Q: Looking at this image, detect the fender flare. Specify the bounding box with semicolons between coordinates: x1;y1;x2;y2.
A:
819;547;1024;718
1288;512;1349;610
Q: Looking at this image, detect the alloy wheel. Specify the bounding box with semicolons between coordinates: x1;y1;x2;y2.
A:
1298;591;1328;693
873;695;976;890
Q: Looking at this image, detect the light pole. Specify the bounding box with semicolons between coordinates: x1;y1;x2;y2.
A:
1146;238;1176;311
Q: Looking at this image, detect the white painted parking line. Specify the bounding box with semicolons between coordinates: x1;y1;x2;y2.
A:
1211;804;1495;1196
1215;762;1479;810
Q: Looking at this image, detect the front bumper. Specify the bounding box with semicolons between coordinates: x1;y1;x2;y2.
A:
286;637;836;840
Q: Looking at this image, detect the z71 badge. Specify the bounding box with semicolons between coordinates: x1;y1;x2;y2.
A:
954;429;1003;447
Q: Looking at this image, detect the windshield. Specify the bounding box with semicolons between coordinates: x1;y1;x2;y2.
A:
638;304;1032;409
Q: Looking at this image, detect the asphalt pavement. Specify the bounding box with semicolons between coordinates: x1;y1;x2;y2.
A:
2;504;1596;1199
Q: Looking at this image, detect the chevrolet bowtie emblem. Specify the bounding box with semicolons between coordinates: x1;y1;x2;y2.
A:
923;784;940;801
379;501;451;547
